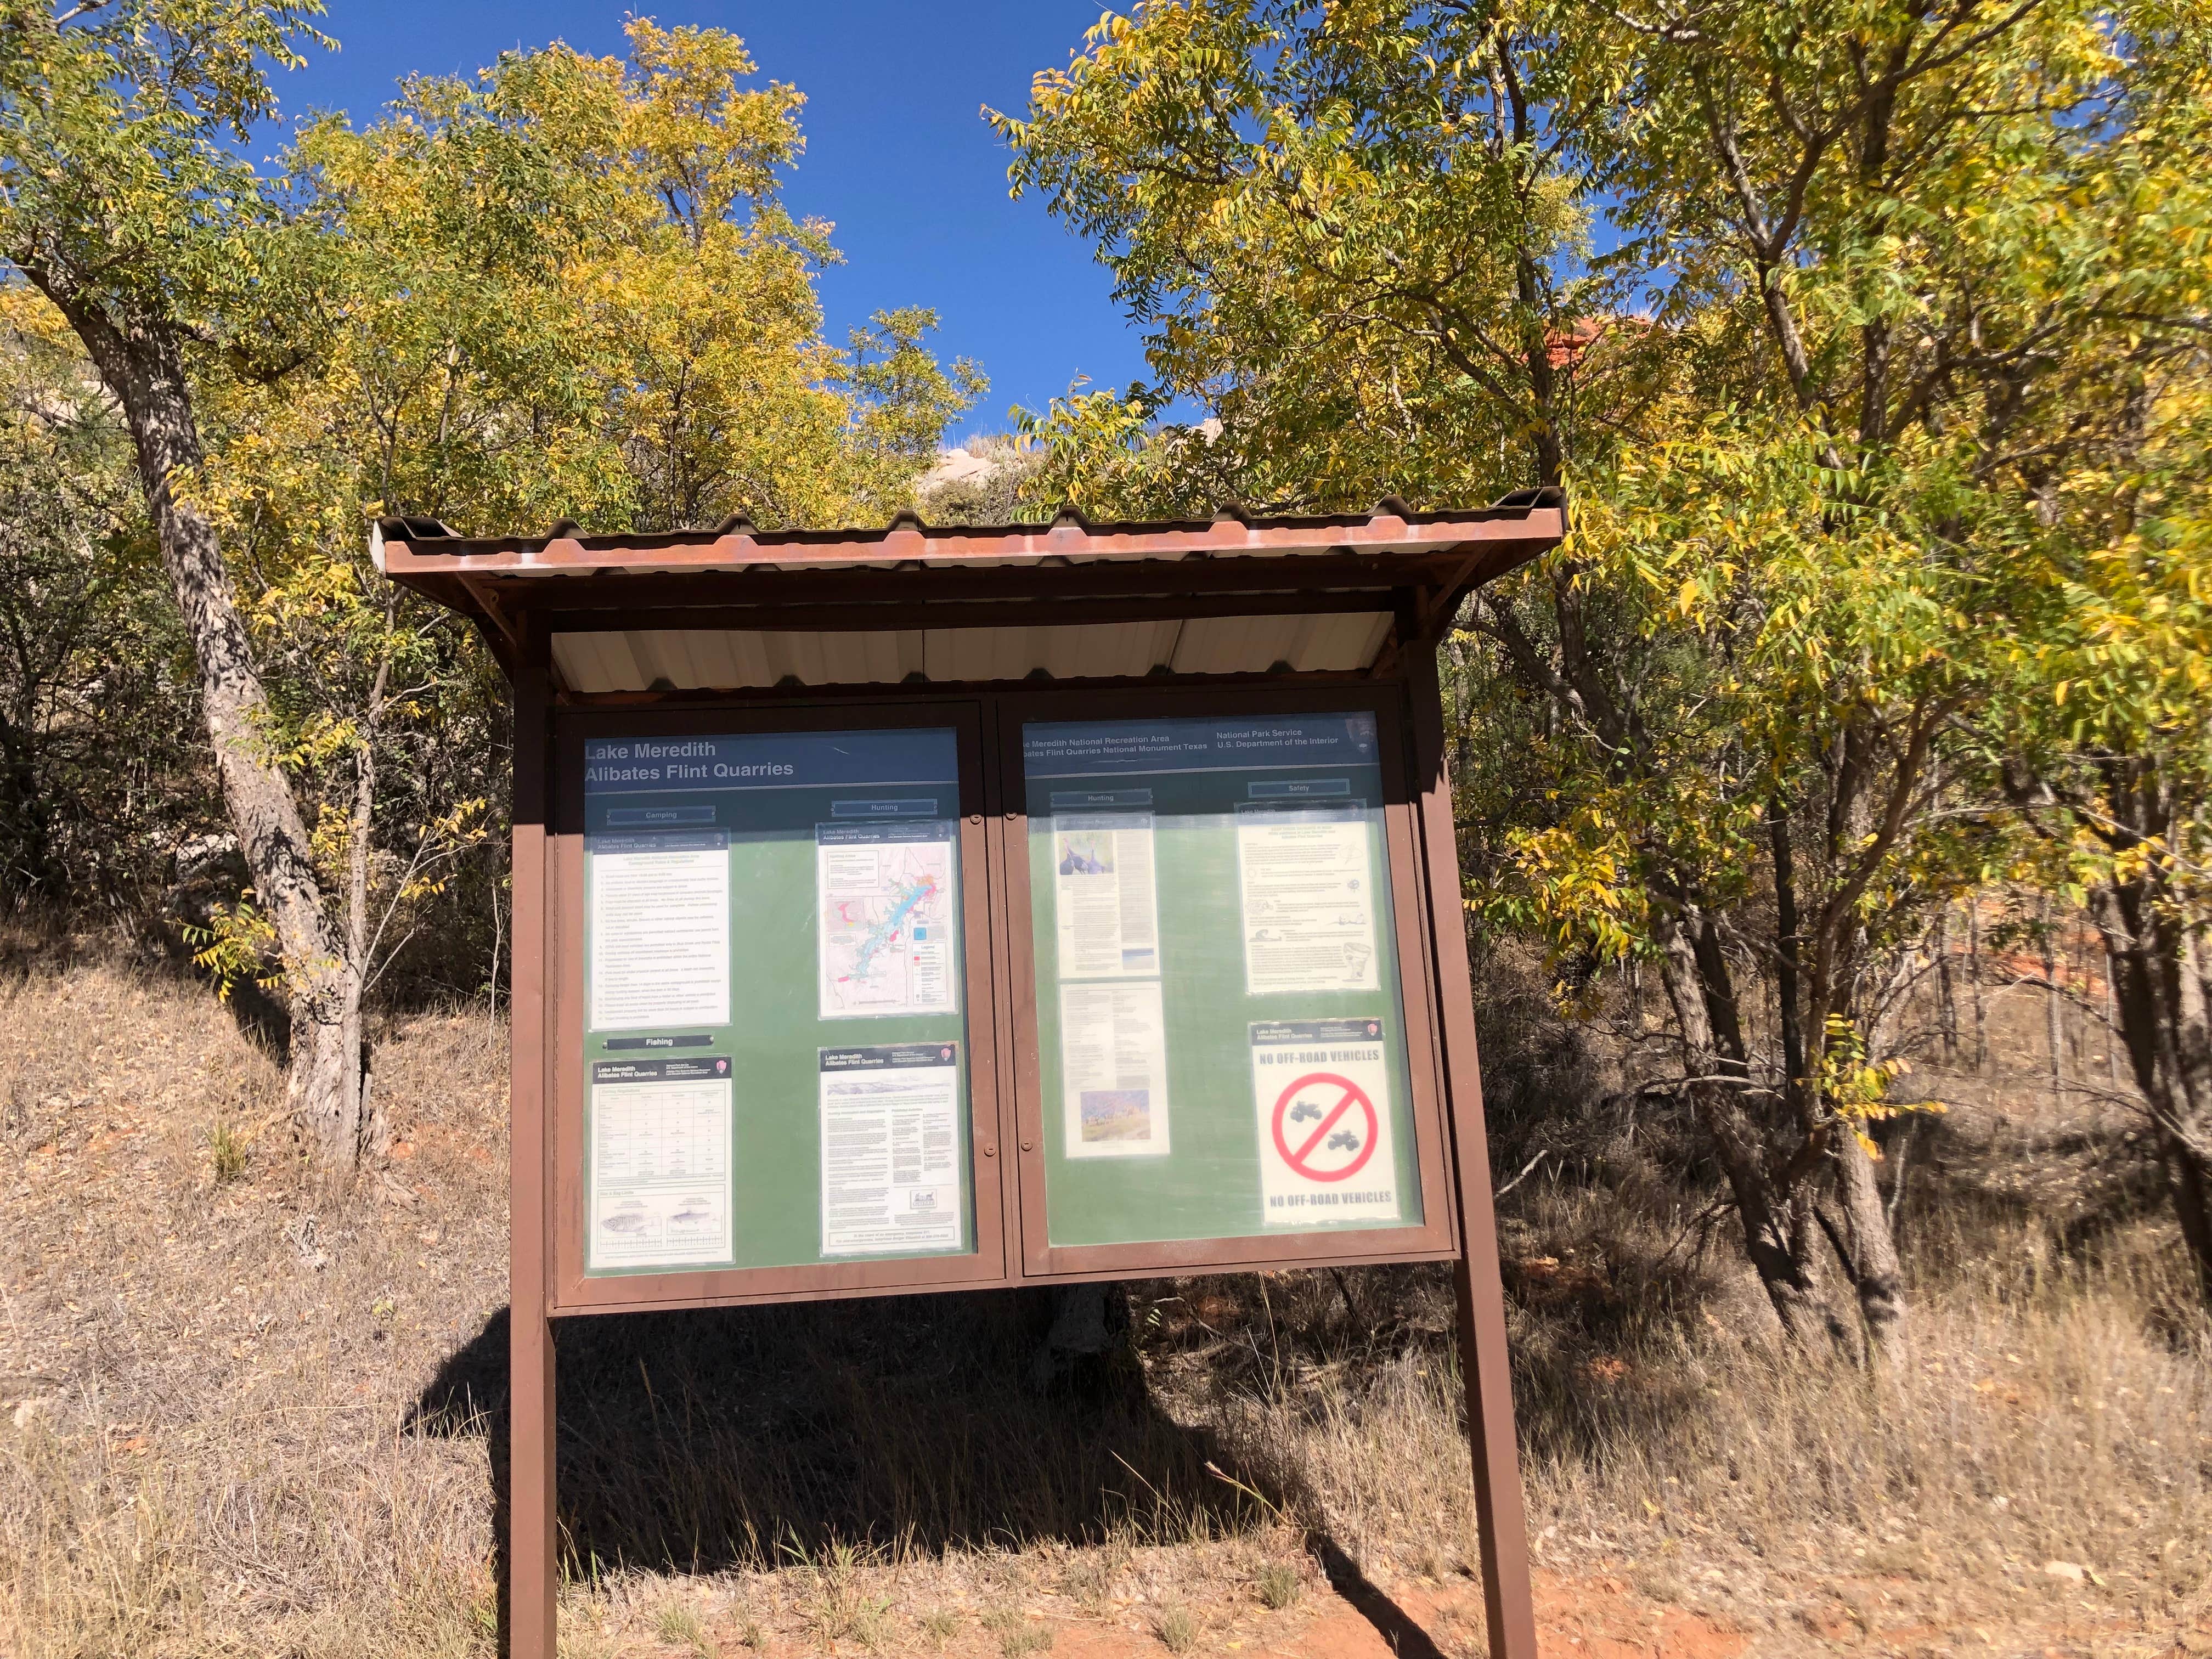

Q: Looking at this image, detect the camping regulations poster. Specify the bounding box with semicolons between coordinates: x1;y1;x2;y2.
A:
1051;811;1161;978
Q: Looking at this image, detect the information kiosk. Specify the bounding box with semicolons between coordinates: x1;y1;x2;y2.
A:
374;493;1567;1659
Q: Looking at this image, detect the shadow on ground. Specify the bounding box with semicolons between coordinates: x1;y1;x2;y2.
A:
409;1282;1471;1655
410;1291;1237;1590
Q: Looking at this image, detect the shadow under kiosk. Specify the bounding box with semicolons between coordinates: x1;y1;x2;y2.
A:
373;493;1568;1659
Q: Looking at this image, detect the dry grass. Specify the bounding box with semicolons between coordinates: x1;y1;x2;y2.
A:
1255;1559;1301;1609
1177;1204;2210;1648
0;952;508;1656
2;939;2208;1656
1147;1601;1197;1652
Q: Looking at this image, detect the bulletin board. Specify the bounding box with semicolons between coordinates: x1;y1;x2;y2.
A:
548;702;1011;1311
376;493;1566;1659
543;689;1456;1311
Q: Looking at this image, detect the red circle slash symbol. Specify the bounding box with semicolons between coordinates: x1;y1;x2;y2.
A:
1271;1073;1379;1183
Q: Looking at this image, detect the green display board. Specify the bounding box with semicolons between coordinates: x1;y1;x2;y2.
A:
1022;712;1423;1247
580;729;974;1275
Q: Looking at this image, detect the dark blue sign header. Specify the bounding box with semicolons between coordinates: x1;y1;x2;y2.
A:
584;729;958;795
1021;713;1378;777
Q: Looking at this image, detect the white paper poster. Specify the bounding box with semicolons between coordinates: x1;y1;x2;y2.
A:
588;833;731;1031
1052;812;1161;978
587;1058;733;1269
1237;808;1380;994
1249;1019;1401;1227
817;824;958;1019
1060;980;1172;1157
819;1044;964;1256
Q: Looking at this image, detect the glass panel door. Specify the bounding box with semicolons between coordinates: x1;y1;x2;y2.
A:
1019;712;1423;1248
579;728;975;1274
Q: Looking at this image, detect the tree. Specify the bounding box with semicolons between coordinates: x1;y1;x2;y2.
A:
994;0;2205;1341
0;292;204;907
1566;0;2212;1311
0;0;375;1163
991;0;1943;1347
990;0;1621;513
1459;416;1991;1350
1969;0;2212;1295
1;6;983;1170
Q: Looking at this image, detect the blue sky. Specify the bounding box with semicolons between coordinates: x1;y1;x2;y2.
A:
259;3;1146;443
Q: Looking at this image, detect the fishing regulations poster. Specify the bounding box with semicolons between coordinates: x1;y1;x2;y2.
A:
586;1057;734;1270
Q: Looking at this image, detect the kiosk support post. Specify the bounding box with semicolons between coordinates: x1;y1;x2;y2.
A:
1407;647;1539;1659
509;643;558;1658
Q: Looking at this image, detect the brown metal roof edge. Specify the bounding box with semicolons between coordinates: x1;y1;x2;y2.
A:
370;489;1567;575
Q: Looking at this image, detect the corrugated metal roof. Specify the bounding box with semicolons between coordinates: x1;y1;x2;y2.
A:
371;492;1567;689
371;494;1565;580
550;613;1393;693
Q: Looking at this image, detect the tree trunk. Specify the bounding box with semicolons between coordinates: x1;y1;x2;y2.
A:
2090;872;2212;1309
343;663;389;1160
1653;907;1846;1348
2143;915;2212;1304
1828;1130;1908;1348
2106;966;2118;1088
2041;892;2063;1107
1969;901;1987;1070
1936;907;1957;1063
27;268;368;1170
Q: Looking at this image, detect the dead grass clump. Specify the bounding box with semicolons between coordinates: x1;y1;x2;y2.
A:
1;1402;500;1658
794;1538;894;1649
652;1601;714;1655
981;1604;1053;1656
0;961;507;1656
1060;1537;1131;1613
1172;1175;2211;1641
1;1426;205;1653
206;1118;248;1184
1255;1560;1301;1609
1148;1600;1198;1652
1524;1220;2211;1565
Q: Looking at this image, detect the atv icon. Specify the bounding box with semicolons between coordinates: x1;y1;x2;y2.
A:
1288;1099;1324;1123
1326;1130;1361;1153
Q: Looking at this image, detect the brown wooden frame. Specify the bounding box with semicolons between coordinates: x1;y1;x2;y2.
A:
992;680;1461;1281
535;679;1478;1312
